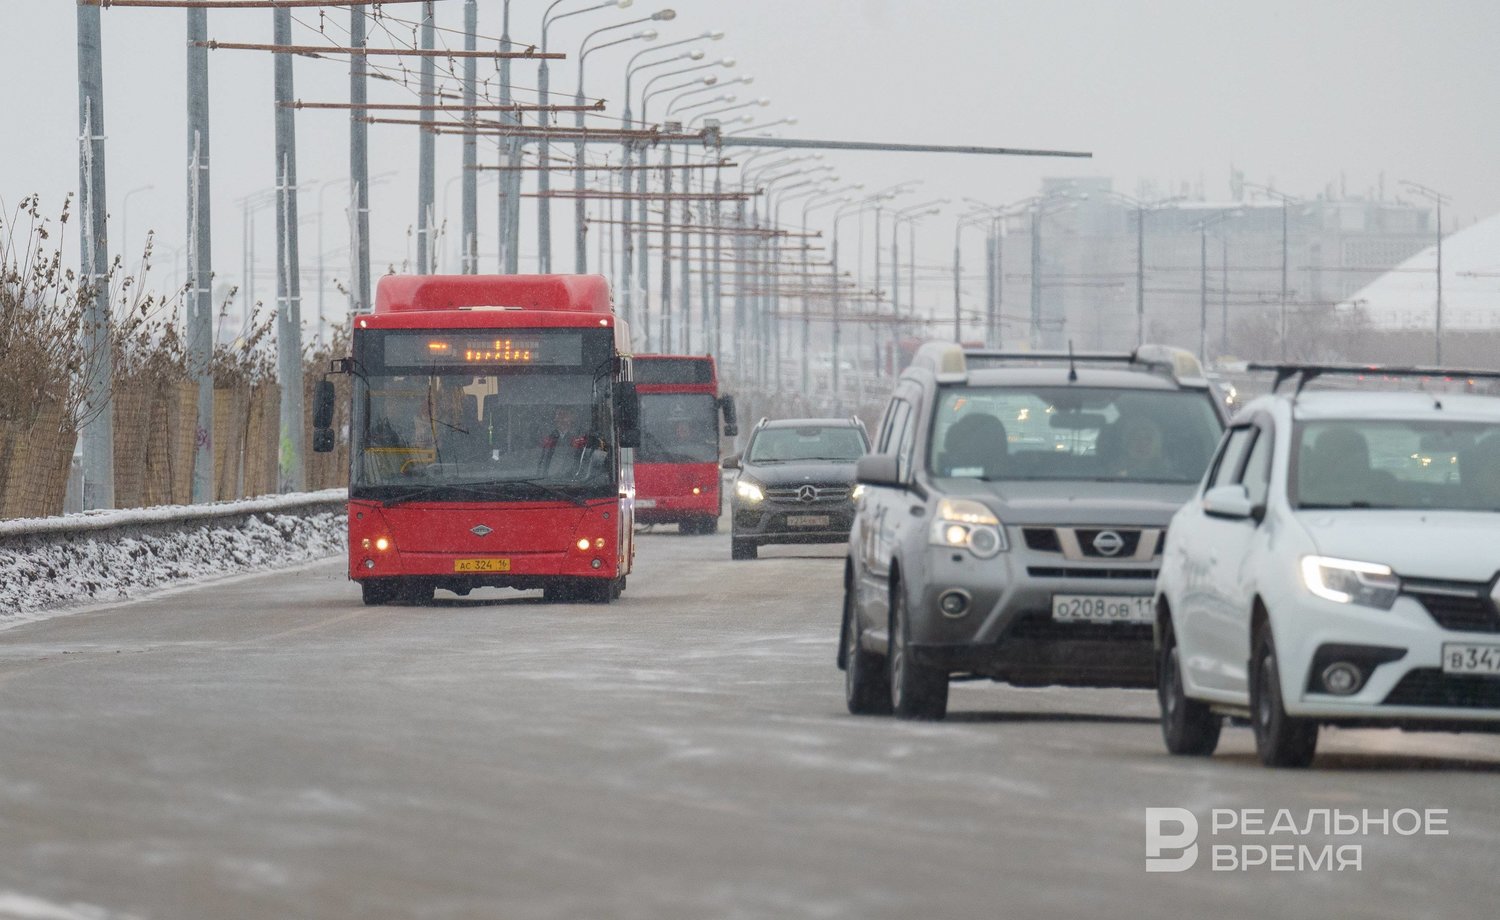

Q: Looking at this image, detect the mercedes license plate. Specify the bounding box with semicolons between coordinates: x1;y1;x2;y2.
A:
1442;643;1500;675
786;514;830;528
1051;594;1152;624
455;558;510;573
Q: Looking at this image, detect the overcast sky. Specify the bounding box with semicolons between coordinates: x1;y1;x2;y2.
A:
4;0;1498;321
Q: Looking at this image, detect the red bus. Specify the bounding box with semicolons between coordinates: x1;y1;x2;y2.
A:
313;274;639;605
631;354;737;534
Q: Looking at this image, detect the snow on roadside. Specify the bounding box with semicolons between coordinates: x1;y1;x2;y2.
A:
0;506;346;621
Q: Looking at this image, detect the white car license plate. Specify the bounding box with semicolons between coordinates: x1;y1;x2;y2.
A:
787;514;830;528
1052;594;1153;624
1442;643;1500;675
635;499;656;508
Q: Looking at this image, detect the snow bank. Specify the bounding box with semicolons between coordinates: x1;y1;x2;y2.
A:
0;492;347;619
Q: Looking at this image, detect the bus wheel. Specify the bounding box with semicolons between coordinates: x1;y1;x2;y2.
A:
611;576;627;599
361;579;398;606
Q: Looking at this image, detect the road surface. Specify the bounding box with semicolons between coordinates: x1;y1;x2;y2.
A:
2;529;1497;919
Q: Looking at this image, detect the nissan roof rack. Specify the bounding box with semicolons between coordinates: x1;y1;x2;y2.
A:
910;341;1209;388
1249;362;1500;396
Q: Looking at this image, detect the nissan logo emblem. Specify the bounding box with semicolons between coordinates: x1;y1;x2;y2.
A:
1092;530;1125;556
797;485;818;504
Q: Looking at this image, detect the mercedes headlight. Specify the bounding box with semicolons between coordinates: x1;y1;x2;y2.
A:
734;477;765;504
930;498;1006;558
1300;556;1400;610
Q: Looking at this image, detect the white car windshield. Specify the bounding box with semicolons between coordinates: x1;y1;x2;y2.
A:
1295;419;1500;511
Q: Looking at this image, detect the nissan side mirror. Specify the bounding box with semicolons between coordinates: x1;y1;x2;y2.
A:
721;453;741;470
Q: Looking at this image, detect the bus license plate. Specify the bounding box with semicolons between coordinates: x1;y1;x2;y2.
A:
1442;643;1500;675
1052;594;1152;624
455;558;510;573
787;514;830;528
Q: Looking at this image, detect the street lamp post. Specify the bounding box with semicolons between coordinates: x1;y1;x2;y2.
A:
1245;183;1303;360
801;186;859;392
1400;179;1450;365
1195;209;1240;363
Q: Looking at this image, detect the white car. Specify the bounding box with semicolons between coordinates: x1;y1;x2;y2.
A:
1154;371;1500;767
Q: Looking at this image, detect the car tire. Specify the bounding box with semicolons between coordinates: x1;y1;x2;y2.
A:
360;578;397;606
1157;616;1221;756
1251;624;1318;768
843;584;892;716
889;585;948;720
731;538;758;560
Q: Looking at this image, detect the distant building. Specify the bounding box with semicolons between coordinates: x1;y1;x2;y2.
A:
994;178;1435;358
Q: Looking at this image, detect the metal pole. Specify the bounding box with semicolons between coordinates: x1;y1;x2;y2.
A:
638;142;651;347
660;140;673;351
416;2;435;275
681;162;693;352
993;220;1003;348
1435;199;1443;365
1278;200;1288;360
461;0;478;273
831;229;842;410
1220;231;1229;358
350;5;372;311
497;1;516;273
1135;206;1145;347
1029;208;1042;348
273;8;305;492
952;221;962;343
1199;222;1208;362
702;167;712;356
574;81;588;271
620;128;633;323
908;220;915;333
537;48;552;272
712;162;723;360
187;8;214;502
77;2;114;509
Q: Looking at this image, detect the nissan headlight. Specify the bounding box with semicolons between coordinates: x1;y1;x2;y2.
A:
734;477;765;504
930;498;1006;558
1300;556;1400;610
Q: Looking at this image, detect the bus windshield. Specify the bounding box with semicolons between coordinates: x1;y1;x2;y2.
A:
638;393;719;464
351;328;617;501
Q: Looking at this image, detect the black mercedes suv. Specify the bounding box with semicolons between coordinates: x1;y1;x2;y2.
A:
723;417;870;560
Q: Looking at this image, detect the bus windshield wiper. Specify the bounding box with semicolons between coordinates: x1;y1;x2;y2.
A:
487;477;591;507
379;482;503;508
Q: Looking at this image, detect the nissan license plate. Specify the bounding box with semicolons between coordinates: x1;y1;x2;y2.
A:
1051;594;1152;624
455;558;510;573
786;514;830;528
1442;643;1500;675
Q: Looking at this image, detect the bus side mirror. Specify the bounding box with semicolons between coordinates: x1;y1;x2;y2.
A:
616;381;641;449
720;394;738;438
312;379;336;453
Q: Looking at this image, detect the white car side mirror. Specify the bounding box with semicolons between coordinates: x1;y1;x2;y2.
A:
1203;484;1256;521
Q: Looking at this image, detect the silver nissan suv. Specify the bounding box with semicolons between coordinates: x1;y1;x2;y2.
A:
838;343;1228;719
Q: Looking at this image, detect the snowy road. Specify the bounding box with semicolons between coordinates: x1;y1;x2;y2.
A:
2;530;1499;919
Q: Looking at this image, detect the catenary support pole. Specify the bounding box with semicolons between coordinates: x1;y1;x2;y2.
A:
415;2;435;274
460;0;478;273
349;4;372;313
187;8;215;502
77;3;114;510
273;7;305;492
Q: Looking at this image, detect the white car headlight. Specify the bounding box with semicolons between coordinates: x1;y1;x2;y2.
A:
1300;556;1400;610
734;477;765;504
930;498;1006;558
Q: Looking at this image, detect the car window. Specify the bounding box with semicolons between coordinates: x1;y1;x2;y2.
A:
1240;426;1273;508
928;386;1222;483
876;399;903;453
1294;418;1500;511
884;400;912;458
1208;427;1254;490
746;426;867;464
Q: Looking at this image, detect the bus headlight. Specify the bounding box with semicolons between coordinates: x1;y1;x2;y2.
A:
734;477;765;504
929;498;1006;558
